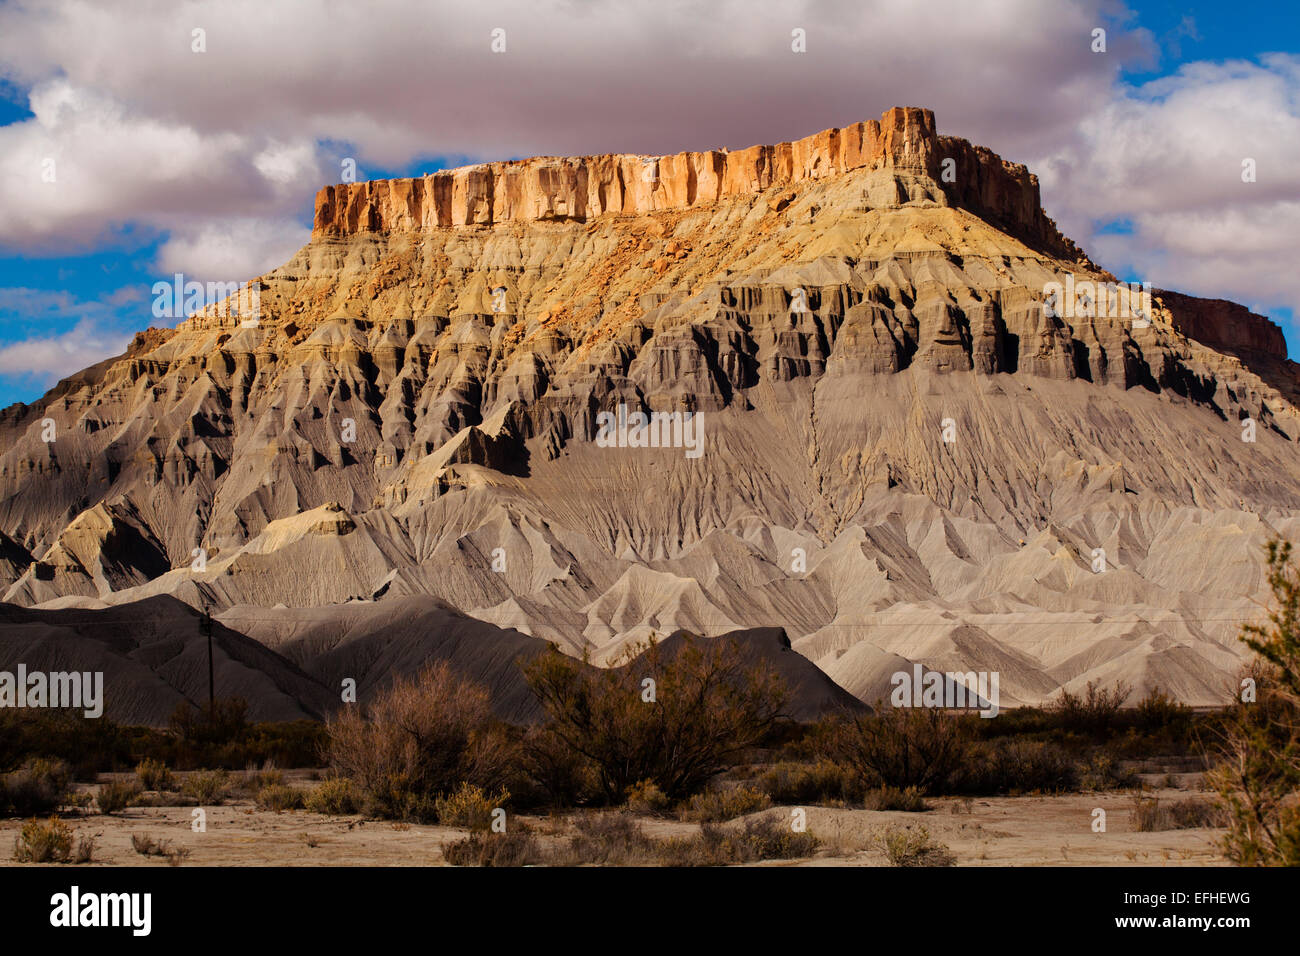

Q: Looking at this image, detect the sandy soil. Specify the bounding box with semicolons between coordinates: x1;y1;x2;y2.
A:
0;771;1227;867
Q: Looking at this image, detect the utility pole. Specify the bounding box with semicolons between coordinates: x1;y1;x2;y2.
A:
200;604;214;718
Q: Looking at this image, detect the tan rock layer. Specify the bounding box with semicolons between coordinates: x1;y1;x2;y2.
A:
312;107;1080;261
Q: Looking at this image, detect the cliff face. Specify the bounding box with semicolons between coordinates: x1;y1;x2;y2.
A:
314;107;1085;263
0;108;1297;707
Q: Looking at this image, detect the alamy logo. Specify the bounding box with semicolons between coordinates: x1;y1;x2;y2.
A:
1043;275;1150;324
0;665;103;718
152;273;261;326
595;403;705;459
890;663;1000;718
50;886;151;936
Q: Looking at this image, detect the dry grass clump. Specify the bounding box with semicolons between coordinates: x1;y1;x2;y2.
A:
442;828;544;867
182;769;230;805
757;759;862;805
304;777;361;815
135;758;175;792
861;785;929;812
879;825;955;867
130;833;191;865
13;816;94;863
96;777;143;814
624;779;671;816
1131;795;1228;832
678;785;771;822
435;782;508;830
655;816;820;866
254;784;304;811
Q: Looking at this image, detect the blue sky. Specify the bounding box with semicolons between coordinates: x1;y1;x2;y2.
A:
0;0;1296;408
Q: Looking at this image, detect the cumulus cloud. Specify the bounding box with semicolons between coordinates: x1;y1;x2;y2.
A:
1033;54;1300;315
155;218;310;283
0;286;148;391
0;0;1295;330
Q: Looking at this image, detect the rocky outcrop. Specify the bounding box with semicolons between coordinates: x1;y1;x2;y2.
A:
1156;289;1287;359
314;107;1085;262
0;108;1298;707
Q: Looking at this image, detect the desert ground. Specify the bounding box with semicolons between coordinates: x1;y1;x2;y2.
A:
0;770;1225;867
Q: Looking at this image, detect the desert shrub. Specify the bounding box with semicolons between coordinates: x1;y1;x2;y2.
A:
304;777;360;815
656;816;819;866
131;834;191;865
962;739;1078;794
182;769;229;804
443;829;543;867
1048;680;1131;737
679;785;771;822
244;760;283;792
13;816;93;863
133;792;196;808
625;779;671;816
96;778;142;814
1136;687;1193;733
326;663;514;823
523;634;787;802
758;759;862;804
565;813;656;864
520;725;599;809
255;784;304;811
0;709;132;780
1078;750;1139;791
862;785;928;812
818;707;970;795
135;758;175;792
1205;540;1300;866
169;696;249;746
880;824;955;867
0;758;72;817
1132;795;1228;832
435;782;508;830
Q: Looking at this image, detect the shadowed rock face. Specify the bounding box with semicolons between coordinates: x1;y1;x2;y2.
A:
0;108;1297;708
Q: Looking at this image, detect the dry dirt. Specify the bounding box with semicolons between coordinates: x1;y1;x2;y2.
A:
0;772;1226;867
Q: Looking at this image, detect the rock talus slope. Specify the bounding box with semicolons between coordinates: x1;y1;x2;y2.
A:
1;107;1297;710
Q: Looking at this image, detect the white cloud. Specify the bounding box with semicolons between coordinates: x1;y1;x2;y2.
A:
155;218;310;282
0;0;1295;331
1034;54;1300;314
0;316;132;379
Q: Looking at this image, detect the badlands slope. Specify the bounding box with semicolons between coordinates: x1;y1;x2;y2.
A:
1;107;1297;709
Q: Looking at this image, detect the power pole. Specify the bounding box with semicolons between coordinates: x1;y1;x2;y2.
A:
200;604;214;718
